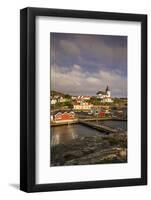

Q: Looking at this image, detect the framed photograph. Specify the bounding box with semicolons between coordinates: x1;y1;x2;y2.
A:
20;7;147;192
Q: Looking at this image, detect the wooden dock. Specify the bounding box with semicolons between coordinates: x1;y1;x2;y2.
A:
79;118;127;122
78;120;118;133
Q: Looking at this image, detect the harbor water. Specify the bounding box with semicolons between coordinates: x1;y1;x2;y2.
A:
51;120;127;146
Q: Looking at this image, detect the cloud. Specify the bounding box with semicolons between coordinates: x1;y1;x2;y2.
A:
76;35;127;67
60;40;80;56
73;64;81;71
50;33;127;97
51;63;127;97
51;34;127;76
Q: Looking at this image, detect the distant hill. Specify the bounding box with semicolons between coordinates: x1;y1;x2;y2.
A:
51;90;64;96
51;90;71;98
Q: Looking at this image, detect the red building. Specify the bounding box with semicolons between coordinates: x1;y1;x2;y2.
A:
99;111;106;118
52;111;76;122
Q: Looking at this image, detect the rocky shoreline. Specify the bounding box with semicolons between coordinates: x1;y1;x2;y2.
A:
51;132;127;166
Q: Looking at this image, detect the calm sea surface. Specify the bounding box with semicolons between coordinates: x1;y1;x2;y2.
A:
51;121;127;146
51;124;101;146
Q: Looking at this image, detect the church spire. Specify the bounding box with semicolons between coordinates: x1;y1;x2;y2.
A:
106;85;110;92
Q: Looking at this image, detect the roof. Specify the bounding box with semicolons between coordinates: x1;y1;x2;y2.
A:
97;91;106;95
51;110;74;115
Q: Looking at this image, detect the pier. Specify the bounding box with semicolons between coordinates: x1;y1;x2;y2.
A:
79;120;118;133
78;117;127;122
51;117;126;133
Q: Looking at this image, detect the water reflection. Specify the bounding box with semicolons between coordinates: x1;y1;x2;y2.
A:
51;124;101;146
51;121;127;146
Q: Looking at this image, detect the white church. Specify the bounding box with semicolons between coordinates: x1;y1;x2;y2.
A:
97;86;113;103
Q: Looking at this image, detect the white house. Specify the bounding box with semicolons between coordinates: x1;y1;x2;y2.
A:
73;102;93;110
51;99;57;105
58;96;69;103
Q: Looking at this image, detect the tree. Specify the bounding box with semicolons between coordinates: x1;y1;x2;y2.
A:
64;94;71;99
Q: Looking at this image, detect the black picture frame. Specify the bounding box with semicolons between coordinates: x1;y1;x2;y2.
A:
20;7;147;192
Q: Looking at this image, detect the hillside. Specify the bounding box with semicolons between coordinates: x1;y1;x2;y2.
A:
51;90;71;98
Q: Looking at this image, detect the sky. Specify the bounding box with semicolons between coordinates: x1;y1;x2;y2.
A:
50;32;127;97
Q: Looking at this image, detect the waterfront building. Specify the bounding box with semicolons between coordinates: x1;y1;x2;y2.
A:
99;111;106;118
51;111;76;123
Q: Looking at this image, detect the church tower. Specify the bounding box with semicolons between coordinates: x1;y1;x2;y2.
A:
106;85;111;97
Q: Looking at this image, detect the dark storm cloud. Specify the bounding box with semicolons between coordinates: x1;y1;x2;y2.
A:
50;32;127;97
